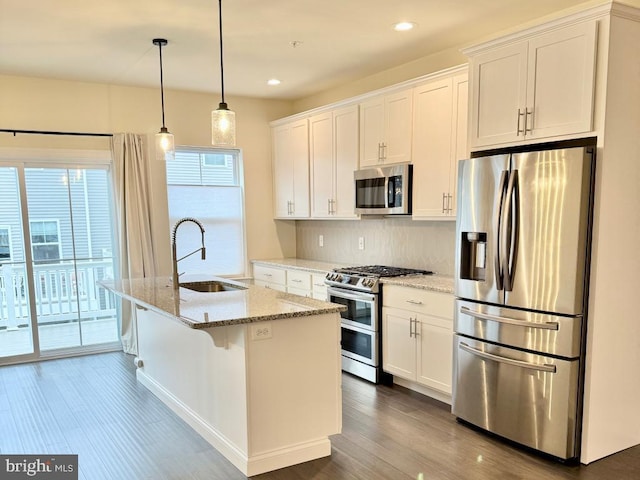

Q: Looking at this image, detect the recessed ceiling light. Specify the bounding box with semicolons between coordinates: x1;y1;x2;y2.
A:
267;78;281;86
393;21;417;32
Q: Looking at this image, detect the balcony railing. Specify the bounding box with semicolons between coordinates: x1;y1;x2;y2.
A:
0;259;117;329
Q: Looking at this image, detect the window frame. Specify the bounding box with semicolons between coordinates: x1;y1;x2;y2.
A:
166;147;247;278
29;219;62;263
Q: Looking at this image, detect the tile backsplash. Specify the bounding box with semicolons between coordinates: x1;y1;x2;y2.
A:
295;218;456;276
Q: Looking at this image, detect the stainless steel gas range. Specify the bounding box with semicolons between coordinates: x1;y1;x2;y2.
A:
325;265;432;383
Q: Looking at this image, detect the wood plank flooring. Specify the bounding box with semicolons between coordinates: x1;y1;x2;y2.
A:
0;352;638;479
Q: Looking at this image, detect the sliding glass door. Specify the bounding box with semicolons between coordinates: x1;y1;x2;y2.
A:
0;162;119;364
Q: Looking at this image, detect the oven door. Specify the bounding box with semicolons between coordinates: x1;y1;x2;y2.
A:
341;323;378;366
327;286;377;331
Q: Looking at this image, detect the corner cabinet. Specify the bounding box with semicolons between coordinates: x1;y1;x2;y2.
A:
382;285;454;398
467;20;597;149
272;119;310;218
411;70;468;219
359;89;413;167
310;105;359;219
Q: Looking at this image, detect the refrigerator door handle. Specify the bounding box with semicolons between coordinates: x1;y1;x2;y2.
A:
459;342;557;373
494;170;509;291
503;169;520;291
460;306;559;330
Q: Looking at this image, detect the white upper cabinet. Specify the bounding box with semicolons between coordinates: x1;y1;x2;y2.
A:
359;89;413;167
412;70;468;219
310;105;359;219
468;20;597;149
272;119;310;218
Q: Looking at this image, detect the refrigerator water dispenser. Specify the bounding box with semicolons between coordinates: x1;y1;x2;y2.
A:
460;232;487;281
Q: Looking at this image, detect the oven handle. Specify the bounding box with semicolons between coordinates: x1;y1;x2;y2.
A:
460;306;559;330
327;286;376;303
459;342;557;373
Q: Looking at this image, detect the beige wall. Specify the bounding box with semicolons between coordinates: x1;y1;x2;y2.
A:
292;47;466;113
0;74;296;276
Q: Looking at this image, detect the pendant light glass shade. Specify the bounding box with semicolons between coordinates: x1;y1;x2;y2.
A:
155;127;175;161
212;0;236;147
211;102;236;146
153;38;175;161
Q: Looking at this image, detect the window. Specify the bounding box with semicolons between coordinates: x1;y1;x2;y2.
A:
30;220;61;262
0;226;10;261
166;148;245;277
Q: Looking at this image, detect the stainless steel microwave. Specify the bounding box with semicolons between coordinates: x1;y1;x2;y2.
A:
354;163;412;215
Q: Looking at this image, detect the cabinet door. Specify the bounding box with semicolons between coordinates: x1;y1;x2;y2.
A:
416;313;454;394
272;119;309;218
470;42;528;148
412;78;454;219
448;73;469;217
272;124;295;217
526;21;596;140
384;89;413;164
290;119;310;218
359;97;385;167
310;112;334;218
333;105;359;218
311;273;328;300
382;307;416;381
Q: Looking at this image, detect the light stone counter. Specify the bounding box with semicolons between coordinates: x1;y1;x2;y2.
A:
381;274;454;294
251;258;351;274
99;275;345;329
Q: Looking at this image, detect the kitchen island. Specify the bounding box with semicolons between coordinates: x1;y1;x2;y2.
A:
100;276;344;477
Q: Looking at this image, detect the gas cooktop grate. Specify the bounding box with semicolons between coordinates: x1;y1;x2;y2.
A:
334;265;433;277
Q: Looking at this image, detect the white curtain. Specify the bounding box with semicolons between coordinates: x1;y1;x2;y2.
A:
110;133;157;355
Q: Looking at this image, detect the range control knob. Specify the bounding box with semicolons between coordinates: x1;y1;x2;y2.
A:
336;274;344;282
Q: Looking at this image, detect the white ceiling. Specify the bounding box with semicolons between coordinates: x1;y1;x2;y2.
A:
0;0;607;100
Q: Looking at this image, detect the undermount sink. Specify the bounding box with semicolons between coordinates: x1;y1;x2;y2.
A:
179;280;247;293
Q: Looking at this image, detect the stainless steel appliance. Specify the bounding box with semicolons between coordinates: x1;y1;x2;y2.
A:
453;142;596;460
326;265;432;383
354;163;412;215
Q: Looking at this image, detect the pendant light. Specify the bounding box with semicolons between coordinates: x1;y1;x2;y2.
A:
153;38;175;161
211;0;236;146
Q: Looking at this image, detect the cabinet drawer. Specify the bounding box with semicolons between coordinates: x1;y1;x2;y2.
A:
253;265;286;286
254;280;287;292
287;270;312;290
383;285;454;319
312;273;328;300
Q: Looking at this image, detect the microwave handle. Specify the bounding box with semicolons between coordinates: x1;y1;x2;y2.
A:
387;176;394;207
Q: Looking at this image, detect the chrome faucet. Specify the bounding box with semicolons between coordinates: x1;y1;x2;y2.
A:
171;217;206;289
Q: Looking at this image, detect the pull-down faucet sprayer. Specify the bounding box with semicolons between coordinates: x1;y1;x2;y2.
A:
171;217;206;289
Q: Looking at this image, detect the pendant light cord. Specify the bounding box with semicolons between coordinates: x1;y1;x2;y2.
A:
158;41;167;128
218;0;226;105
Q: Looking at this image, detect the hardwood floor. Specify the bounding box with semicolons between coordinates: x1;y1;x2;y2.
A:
0;352;638;479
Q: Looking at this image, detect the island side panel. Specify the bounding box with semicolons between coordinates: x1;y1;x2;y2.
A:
135;307;249;457
245;312;342;474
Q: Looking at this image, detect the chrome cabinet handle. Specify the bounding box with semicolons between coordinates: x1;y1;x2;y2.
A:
409;317;414;338
516;108;525;136
447;193;453;213
442;192;447;213
406;299;424;305
381;143;387;162
377;143;383;162
291;279;302;283
459;342;557;373
264;273;273;277
525;108;533;133
460;306;559;330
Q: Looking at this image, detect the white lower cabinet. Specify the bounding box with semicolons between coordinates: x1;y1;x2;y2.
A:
253;264;329;299
253;265;287;292
382;285;454;396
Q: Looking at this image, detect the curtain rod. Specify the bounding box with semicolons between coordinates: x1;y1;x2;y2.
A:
0;128;113;138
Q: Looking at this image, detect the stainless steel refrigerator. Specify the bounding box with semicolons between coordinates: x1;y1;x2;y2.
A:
452;143;595;460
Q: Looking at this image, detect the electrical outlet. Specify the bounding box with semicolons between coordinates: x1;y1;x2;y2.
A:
319;234;324;247
251;322;272;340
358;236;365;250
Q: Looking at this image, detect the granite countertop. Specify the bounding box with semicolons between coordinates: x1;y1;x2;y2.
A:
252;258;455;294
381;274;454;294
251;258;351;274
99;275;345;329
